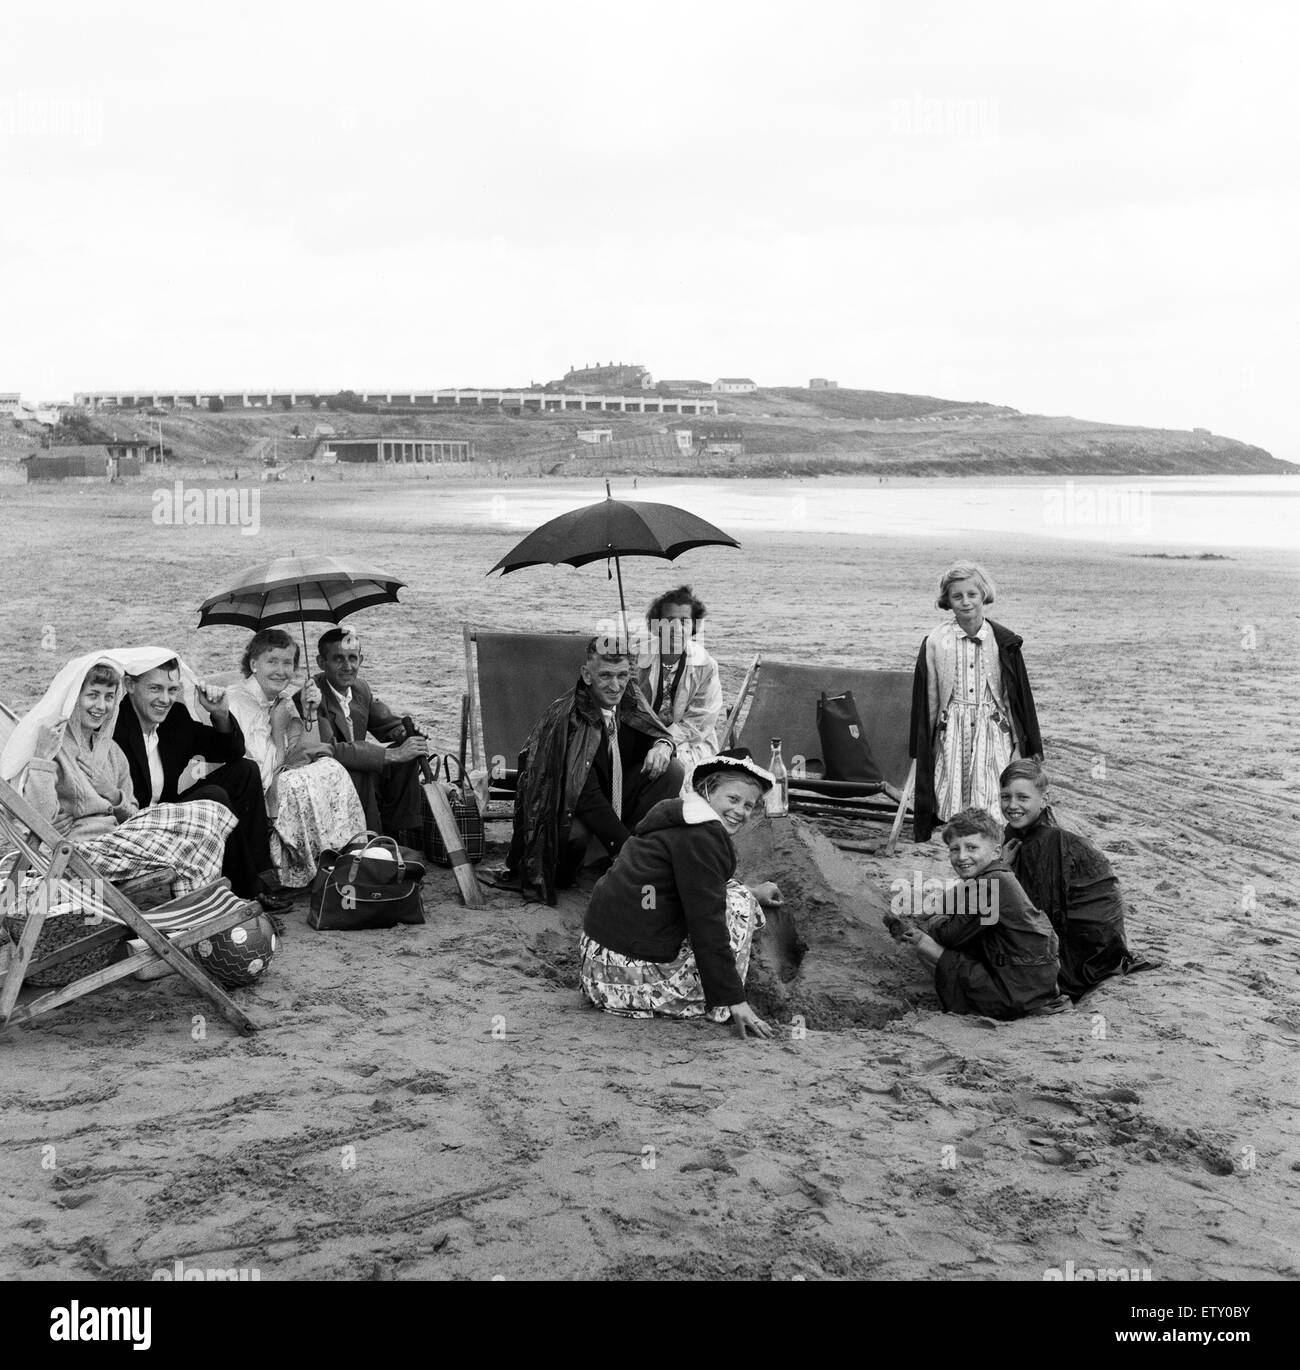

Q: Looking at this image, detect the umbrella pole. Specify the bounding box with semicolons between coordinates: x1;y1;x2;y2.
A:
296;587;315;722
613;556;628;648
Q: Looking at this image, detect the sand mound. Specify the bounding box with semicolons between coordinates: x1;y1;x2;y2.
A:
733;814;922;1030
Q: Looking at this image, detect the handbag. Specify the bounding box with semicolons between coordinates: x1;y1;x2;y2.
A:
308;831;427;930
816;691;884;783
421;755;487;868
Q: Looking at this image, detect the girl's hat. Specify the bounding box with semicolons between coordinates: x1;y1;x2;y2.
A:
692;746;774;793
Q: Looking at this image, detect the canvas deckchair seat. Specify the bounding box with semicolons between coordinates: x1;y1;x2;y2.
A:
733;660;913;798
464;627;594;792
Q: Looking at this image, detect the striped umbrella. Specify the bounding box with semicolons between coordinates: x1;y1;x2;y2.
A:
197;555;406;666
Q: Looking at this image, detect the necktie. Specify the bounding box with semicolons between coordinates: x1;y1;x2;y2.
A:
607;714;623;819
337;693;354;741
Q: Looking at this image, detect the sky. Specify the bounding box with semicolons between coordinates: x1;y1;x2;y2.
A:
2;0;1297;461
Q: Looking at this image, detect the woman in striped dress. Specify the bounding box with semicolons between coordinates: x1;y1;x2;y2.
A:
909;562;1042;842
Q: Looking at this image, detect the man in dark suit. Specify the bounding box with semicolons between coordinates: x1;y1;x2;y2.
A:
293;629;431;843
114;657;291;911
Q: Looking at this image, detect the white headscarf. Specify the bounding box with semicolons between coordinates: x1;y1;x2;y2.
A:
107;646;202;721
0;651;127;786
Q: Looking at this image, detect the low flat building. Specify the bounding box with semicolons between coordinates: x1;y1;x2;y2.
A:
809;377;838;389
311;436;475;464
0;392;20;414
712;377;757;394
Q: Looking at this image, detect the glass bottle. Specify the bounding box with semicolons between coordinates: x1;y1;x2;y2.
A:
766;738;789;816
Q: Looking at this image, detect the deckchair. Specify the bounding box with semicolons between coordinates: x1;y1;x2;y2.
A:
462;624;759;812
730;657;915;845
0;705;260;1034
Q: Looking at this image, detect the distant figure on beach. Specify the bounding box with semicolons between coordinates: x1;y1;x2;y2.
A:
580;750;780;1039
293;628;430;846
637;585;723;778
224;629;366;888
486;637;684;903
0;652;236;901
888;807;1067;1019
1000;759;1154;999
112;646;291;913
909;561;1040;842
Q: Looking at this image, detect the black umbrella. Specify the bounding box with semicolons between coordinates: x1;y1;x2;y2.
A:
488;481;740;626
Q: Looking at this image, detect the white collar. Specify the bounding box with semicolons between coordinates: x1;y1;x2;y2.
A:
682;792;723;826
327;682;353;706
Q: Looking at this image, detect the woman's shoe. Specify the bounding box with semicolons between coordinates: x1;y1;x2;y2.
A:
257;886;294;914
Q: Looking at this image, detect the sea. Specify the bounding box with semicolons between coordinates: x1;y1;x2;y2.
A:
428;474;1299;552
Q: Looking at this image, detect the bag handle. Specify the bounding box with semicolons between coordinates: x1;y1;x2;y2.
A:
345;836;406;885
341;829;383;852
440;753;469;787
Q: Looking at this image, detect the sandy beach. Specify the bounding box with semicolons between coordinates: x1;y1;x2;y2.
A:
1;476;1297;1282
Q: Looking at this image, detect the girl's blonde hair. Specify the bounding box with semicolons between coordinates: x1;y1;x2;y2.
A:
936;561;996;610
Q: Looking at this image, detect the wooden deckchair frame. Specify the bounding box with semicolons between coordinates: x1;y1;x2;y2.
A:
0;775;259;1035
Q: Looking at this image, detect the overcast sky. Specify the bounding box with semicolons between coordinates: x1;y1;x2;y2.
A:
2;0;1296;461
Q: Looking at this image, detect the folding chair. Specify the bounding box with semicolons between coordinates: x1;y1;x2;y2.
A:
463;625;759;816
731;657;915;847
0;774;261;1036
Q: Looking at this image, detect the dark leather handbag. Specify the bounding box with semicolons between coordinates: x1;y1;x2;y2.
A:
421;755;486;868
816;691;884;783
308;831;426;930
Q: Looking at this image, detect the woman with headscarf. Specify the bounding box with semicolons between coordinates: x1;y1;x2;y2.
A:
0;651;236;901
223;628;366;888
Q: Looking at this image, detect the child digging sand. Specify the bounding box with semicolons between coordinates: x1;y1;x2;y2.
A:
886;807;1069;1020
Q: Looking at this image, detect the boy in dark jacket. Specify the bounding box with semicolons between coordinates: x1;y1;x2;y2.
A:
895;807;1066;1019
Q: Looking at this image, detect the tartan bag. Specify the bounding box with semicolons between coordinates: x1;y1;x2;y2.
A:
421;756;486;868
308;831;426;930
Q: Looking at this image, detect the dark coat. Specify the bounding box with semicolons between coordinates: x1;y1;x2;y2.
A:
909;618;1042;842
1009;807;1136;999
928;860;1060;1018
113;699;249;809
583;796;745;1008
512;674;674;905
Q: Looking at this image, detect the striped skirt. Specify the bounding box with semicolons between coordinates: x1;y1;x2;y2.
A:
933;699;1014;832
579;881;764;1022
